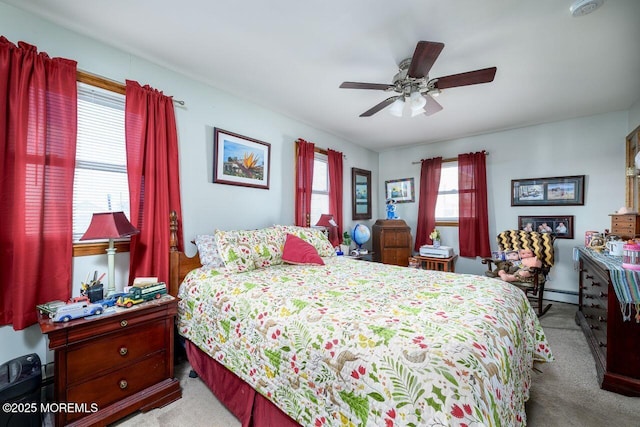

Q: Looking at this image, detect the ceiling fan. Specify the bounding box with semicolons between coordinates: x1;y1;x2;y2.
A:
339;41;497;118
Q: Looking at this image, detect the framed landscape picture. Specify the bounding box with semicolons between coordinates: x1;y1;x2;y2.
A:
385;177;415;203
518;215;574;239
352;168;372;220
213;128;270;189
511;175;584;206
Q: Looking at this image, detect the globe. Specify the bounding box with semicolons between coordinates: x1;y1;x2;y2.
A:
352;223;371;250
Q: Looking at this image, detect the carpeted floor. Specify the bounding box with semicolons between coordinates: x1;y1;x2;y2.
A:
114;302;640;426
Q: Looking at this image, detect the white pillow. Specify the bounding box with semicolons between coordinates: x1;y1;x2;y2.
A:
194;234;225;268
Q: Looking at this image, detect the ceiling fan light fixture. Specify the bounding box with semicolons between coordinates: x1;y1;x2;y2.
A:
389;98;405;117
410;107;425;117
427;88;441;97
409;92;427;115
570;0;604;17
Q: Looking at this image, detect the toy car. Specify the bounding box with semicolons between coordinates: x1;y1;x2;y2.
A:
95;292;125;308
52;301;103;322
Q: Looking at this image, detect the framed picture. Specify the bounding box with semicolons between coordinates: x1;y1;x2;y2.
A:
385;177;415;203
213;128;270;189
518;215;574;239
352;168;372;220
511;175;585;206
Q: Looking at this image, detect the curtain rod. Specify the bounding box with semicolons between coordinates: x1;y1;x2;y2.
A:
411;151;489;165
76;70;185;106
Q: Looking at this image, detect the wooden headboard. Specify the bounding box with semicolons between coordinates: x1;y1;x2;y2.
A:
169;210;202;297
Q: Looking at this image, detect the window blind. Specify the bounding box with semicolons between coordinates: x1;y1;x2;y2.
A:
72;82;130;240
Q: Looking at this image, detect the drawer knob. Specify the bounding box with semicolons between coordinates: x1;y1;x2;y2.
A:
584;313;593;319
599;342;607;348
591;282;601;287
590;303;600;309
589;324;599;330
598;316;607;323
119;347;128;356
119;379;128;389
585;274;593;279
120;320;128;328
599;292;608;298
584;294;594;299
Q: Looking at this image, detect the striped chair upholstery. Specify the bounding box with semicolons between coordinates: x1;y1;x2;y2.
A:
496;230;555;267
487;230;555;316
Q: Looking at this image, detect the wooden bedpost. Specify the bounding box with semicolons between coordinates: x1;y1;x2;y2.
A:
168;210;203;298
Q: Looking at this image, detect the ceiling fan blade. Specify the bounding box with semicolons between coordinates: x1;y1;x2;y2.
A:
407;41;445;79
340;82;392;90
360;96;401;117
422;94;443;116
434;67;497;89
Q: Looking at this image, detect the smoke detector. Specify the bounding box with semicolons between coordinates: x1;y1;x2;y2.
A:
570;0;604;17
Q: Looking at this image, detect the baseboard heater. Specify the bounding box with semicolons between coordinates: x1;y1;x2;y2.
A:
544;288;578;296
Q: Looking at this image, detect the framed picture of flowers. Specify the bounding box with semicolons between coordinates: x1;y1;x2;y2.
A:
213;127;271;189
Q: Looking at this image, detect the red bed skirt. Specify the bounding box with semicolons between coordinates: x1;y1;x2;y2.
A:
186;340;300;427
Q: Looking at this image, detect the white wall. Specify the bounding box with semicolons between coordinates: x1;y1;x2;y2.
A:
378;111;629;304
0;2;378;364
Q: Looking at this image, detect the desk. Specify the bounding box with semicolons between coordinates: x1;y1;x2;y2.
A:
410;255;458;272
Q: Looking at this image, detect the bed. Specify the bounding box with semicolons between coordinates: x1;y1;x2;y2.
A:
168;213;553;426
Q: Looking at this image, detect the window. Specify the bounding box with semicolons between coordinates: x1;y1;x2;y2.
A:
310;153;329;225
72;82;130;241
435;161;459;222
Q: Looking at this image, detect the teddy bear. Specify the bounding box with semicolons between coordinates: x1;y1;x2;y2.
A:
484;250;521;278
497;248;542;282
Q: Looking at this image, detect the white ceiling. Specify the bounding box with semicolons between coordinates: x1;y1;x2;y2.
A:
4;0;640;151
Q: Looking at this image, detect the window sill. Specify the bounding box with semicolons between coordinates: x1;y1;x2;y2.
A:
435;220;459;227
73;241;131;257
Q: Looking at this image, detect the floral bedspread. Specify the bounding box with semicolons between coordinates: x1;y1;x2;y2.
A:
178;257;552;427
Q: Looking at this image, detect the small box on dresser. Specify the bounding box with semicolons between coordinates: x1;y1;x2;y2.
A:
39;295;182;426
609;213;640;239
575;247;640;396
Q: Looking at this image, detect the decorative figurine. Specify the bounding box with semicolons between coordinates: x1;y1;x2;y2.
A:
386;199;398;220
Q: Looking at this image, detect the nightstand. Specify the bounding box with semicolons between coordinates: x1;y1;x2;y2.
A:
410;255;458;272
39;295;182;426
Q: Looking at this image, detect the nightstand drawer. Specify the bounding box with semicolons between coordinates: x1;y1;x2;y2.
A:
66;352;167;422
67;321;166;384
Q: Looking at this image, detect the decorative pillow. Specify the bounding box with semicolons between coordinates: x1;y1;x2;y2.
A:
282;233;325;265
275;225;335;257
214;229;257;273
194;235;225;268
251;227;285;269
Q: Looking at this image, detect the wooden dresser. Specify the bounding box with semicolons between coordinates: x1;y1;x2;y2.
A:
609;213;640;239
39;296;182;426
372;219;412;267
575;247;640;396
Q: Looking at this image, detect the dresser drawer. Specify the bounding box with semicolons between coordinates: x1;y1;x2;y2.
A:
66;351;167;422
612;215;636;225
67;320;166;384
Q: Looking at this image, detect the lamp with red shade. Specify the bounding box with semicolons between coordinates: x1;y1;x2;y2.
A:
80;212;140;296
315;214;339;247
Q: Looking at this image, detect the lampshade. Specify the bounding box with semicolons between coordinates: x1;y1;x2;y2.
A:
410;92;427;116
389;98;405;117
315;214;337;228
80;211;139;240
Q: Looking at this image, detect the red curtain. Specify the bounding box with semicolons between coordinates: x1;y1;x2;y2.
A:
294;139;314;227
414;157;442;251
125;80;183;286
0;37;77;330
458;151;490;258
327;149;343;247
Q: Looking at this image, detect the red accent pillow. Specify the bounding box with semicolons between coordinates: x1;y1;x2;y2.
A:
282;233;325;265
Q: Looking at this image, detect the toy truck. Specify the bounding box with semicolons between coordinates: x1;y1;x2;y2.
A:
51;301;104;322
116;282;167;308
